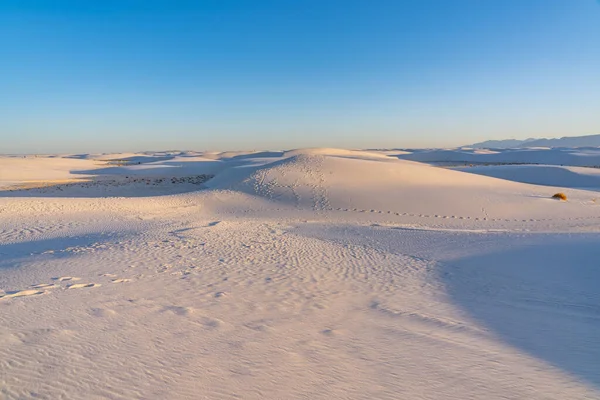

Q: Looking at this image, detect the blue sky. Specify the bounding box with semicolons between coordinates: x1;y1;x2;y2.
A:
1;0;599;153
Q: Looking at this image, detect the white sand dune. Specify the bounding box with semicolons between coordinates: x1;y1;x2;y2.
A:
1;149;599;399
395;147;600;167
456;164;600;190
206;149;599;223
0;156;99;189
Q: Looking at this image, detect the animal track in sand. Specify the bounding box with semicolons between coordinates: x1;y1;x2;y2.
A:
2;277;105;301
1;279;101;300
161;307;224;329
283;204;596;224
30;283;57;289
66;283;101;289
320;206;592;223
52;276;81;282
198;316;223;330
162;306;195;316
0;289;45;300
90;308;117;317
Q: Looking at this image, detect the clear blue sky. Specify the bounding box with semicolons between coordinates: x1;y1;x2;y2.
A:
1;0;599;153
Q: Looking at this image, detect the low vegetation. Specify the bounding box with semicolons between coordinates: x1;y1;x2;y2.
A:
552;192;567;201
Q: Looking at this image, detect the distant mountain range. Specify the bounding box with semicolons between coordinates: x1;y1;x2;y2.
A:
468;134;600;149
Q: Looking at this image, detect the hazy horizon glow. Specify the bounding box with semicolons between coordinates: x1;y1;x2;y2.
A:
2;0;599;153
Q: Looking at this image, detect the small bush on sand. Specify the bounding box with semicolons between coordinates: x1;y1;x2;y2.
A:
552;192;567;201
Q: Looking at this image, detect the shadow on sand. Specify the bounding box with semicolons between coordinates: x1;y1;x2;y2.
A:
0;174;215;198
0;233;125;271
440;235;600;389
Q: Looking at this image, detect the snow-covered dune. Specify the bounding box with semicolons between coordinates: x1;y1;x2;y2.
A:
1;149;599;399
